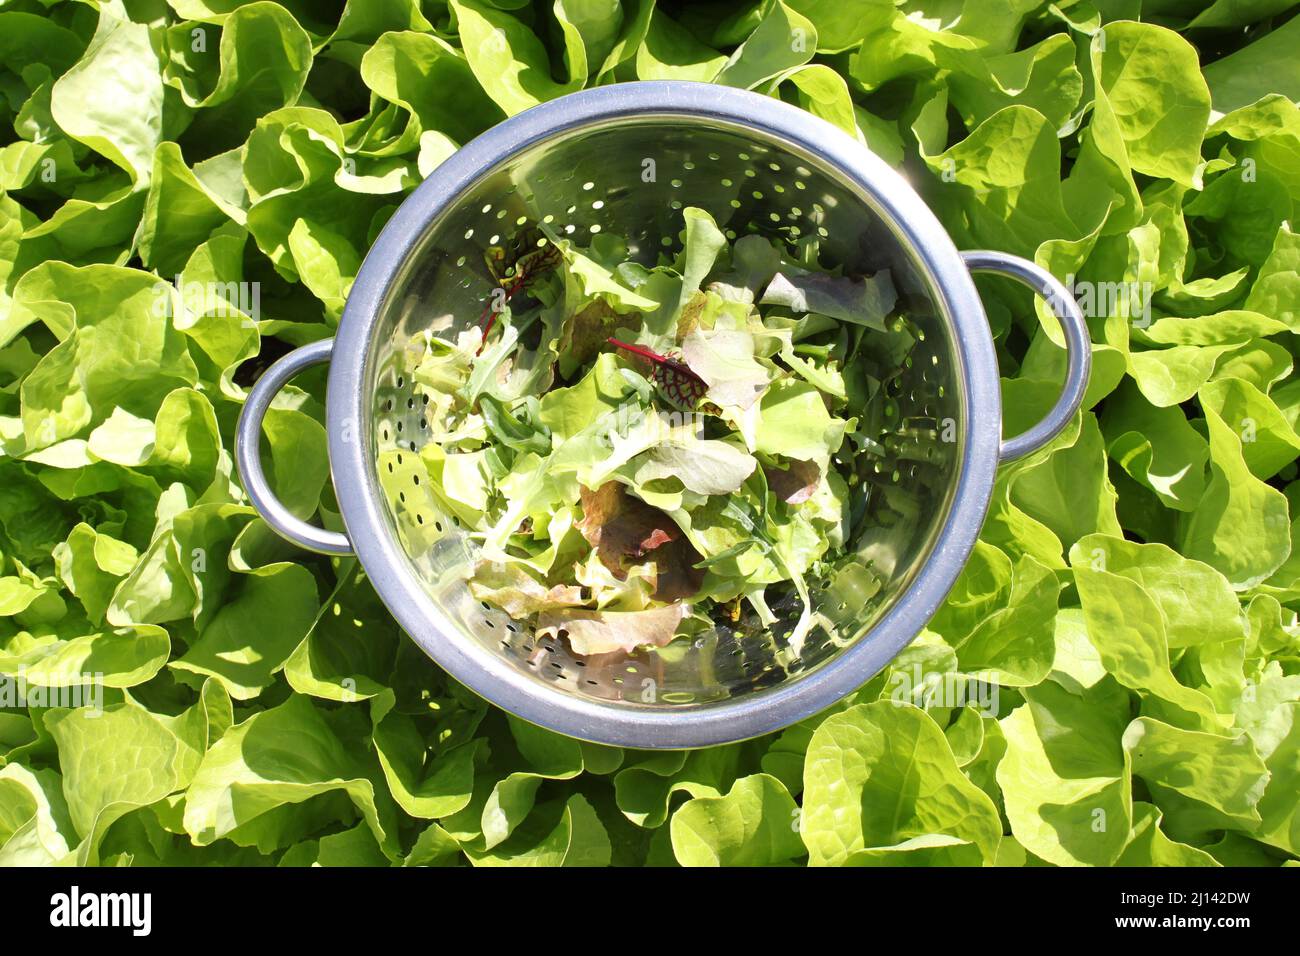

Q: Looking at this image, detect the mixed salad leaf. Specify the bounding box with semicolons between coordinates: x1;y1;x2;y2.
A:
0;0;1299;868
419;207;905;658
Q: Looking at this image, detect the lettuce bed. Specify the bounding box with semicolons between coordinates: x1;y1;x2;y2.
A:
1;0;1298;867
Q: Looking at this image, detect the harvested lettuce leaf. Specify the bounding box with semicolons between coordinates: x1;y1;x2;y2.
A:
681;328;771;410
626;435;757;497
536;604;687;656
469;562;587;617
764;459;821;505
577;482;679;577
760;269;898;330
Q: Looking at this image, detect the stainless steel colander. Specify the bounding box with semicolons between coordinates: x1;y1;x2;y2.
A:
235;82;1088;749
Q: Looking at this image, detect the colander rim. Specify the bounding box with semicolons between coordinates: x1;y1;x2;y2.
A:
328;80;1002;749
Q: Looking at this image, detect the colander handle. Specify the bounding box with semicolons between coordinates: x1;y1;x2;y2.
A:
961;251;1091;462
235;338;353;555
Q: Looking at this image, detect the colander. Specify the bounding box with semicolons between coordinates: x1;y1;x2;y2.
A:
235;81;1088;749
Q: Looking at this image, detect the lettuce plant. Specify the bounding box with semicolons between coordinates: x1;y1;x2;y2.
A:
0;0;1298;867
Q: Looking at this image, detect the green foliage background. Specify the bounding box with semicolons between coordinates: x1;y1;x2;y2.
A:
2;0;1300;866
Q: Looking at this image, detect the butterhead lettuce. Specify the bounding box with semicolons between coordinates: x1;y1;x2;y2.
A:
0;0;1296;869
